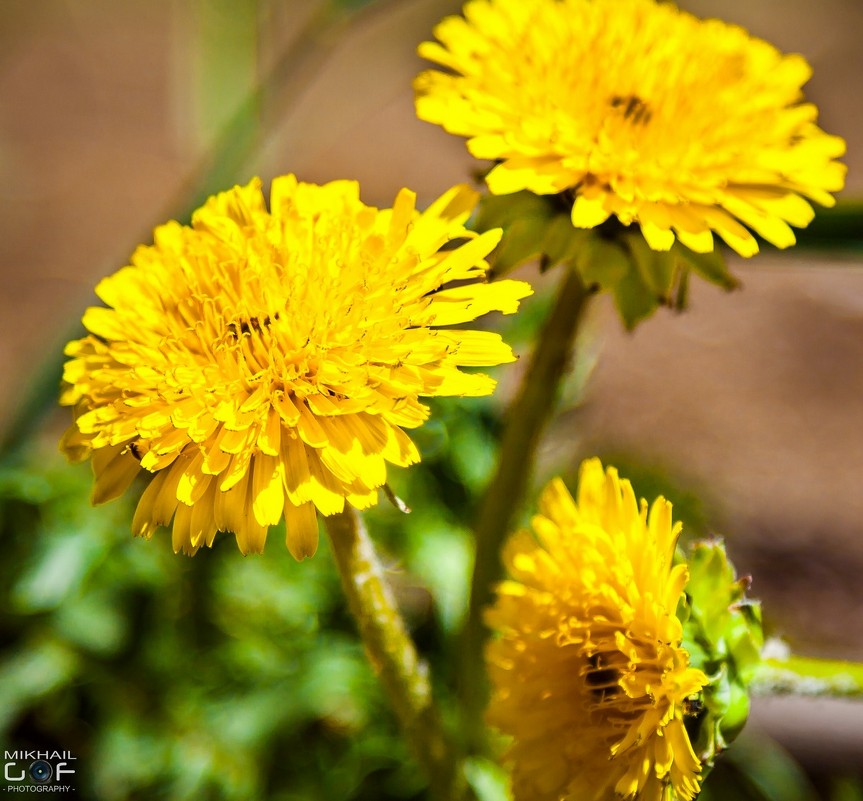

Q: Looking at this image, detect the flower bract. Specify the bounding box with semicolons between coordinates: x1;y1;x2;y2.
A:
485;459;708;801
60;176;531;558
415;0;846;257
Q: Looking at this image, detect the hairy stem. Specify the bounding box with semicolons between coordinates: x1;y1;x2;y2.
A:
750;655;863;699
461;266;594;749
325;508;470;801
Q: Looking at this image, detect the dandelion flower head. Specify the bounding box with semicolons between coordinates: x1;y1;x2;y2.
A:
60;176;531;558
485;459;709;801
415;0;846;257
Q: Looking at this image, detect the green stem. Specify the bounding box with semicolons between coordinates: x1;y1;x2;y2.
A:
460;266;594;749
324;508;470;801
750;655;863;699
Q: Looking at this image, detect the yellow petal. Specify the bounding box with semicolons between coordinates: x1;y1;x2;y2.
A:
280;432;313;504
640;222;675;252
251;454;285;527
571;194;612;228
297;402;329;448
172;502;196;556
132;471;169;539
91;444;141;505
306;451;346;516
176;450;211;505
284;501;319;560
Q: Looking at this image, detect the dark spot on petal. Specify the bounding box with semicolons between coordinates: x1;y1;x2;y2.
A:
610;94;652;125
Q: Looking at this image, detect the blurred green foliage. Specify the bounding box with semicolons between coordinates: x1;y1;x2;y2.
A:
2;282;860;799
2;1;861;796
0;380;510;799
1;401;858;799
0;436;413;800
794;201;863;253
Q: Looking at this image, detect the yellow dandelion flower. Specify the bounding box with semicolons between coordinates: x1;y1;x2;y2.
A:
485;459;709;801
415;0;846;257
60;176;532;558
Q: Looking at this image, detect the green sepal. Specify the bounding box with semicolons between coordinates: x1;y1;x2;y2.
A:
718;677;751;745
685;539;763;676
602;239;660;329
620;233;739;318
473;190;740;328
569;231;662;329
539;214;592;272
576;237;631;286
680;539;764;767
624;232;678;301
473;191;583;277
677;246;739;292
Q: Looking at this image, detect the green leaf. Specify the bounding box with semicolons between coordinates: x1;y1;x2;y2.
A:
463;756;512;801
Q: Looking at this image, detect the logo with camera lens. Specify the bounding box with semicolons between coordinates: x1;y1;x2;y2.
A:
27;761;52;784
3;750;76;791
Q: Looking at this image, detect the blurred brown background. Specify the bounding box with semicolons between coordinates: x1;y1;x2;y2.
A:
1;0;861;773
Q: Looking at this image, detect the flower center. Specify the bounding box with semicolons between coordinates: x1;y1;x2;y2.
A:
225;312;280;339
585;653;624;706
609;94;652;126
